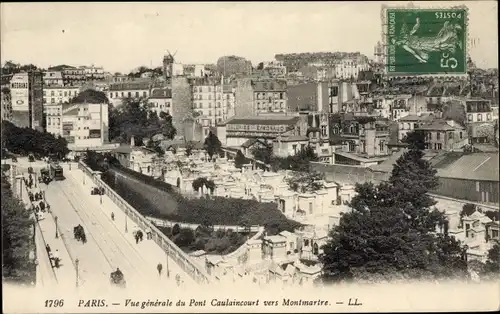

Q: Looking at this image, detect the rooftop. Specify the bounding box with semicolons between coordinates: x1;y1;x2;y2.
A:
399;114;436;122
150;88;172;99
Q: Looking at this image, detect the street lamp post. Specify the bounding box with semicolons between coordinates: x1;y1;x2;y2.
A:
166;250;170;278
55;216;59;238
75;258;79;288
83;173;86;185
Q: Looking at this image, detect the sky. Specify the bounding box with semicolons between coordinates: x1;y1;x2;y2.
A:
1;1;498;74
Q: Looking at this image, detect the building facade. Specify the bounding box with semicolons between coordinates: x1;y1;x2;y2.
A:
46;100;109;149
42;71;64;87
420;120;469;151
148;88;172;116
253;80;287;115
43;86;80;107
192;77;226;135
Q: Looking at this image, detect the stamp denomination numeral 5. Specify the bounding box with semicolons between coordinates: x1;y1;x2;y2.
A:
440;52;458;69
45;299;65;307
435;12;462;19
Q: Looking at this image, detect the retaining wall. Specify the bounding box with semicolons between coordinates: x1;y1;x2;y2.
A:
78;161;211;284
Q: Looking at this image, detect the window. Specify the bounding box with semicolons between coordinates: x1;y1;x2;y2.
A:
135;92;139;97
487;113;492;120
128;92;131;97
43;91;46;96
292;144;297;153
437;143;442;150
449;132;454;139
321;125;327;136
51;98;55;104
64;91;67;97
208;94;211;100
51;91;55;96
143;91;147;97
379;140;385;152
478;114;482;122
436;132;441;140
459;132;463;139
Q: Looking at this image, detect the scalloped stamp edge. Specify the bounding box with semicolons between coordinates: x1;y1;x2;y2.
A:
380;3;470;80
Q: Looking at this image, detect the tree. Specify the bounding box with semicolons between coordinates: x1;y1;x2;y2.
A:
442;101;466;126
1;120;69;158
173;228;195;247
483;242;500;275
319;142;467;283
204;131;222;160
108;99;176;143
1;171;35;283
257;62;264;70
251;145;273;164
402;130;427;150
286;171;324;193
234;151;247;169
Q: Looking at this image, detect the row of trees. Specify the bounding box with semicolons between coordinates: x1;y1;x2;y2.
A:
1;169;36;284
108;98;176;145
2;120;69;158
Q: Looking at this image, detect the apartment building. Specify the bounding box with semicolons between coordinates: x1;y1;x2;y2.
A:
43;71;64;87
148;88;172;116
421;120;468;151
107;81;152;107
331;115;391;166
45;98;109;149
192;77;226;136
43;86;80;107
253;80;287;115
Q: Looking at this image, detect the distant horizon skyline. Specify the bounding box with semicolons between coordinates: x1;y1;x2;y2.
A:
1;1;498;73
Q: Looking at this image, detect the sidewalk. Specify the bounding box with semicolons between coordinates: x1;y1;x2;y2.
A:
67;167;196;287
30;186;77;289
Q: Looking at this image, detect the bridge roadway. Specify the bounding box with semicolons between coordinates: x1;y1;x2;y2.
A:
41;164;195;292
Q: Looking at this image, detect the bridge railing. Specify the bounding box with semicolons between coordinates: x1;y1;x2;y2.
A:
78;161;211;285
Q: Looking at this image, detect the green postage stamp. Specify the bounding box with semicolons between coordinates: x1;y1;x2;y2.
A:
385;7;468;76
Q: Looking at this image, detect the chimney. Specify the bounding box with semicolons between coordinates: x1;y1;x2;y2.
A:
130;136;135;147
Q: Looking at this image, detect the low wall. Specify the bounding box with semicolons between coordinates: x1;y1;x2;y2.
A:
78;161;211;285
146;216;261;233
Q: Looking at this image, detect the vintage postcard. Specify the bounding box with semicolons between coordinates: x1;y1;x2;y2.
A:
1;1;499;313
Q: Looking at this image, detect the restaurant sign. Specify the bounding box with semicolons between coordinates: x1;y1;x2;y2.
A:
227;124;287;133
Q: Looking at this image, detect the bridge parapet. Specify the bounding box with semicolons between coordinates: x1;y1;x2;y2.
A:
78;161;211;285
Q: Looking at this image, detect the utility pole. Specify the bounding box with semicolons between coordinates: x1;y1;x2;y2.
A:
55;216;59;238
75;258;79;288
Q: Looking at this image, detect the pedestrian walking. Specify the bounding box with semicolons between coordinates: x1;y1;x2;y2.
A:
39;201;45;212
134;232;139;244
111;212;115;221
146;227;152;240
53;250;60;268
157;263;163;276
